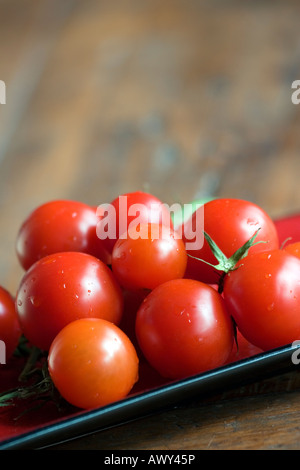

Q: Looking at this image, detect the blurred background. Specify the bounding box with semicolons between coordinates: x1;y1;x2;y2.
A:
1;0;300;294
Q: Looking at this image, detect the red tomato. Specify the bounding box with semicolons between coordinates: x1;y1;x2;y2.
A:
48;318;139;409
135;279;234;379
111;223;187;291
283;241;300;259
16;200;110;271
223;250;300;351
96;191;172;254
182;198;279;284
16;252;123;351
0;287;22;360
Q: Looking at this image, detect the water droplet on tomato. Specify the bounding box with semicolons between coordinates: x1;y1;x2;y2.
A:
29;296;41;307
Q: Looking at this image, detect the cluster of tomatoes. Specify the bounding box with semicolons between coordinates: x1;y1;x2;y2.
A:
1;191;300;411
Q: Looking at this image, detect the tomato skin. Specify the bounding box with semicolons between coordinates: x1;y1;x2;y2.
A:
283;241;300;259
97;191;172;254
48;318;139;409
0;287;22;360
182;198;279;284
16;252;123;351
223;250;300;351
135;279;234;379
16;200;110;271
111;223;187;291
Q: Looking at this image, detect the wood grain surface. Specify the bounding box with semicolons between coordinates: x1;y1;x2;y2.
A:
1;0;300;450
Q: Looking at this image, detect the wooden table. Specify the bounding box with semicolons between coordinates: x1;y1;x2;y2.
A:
1;0;300;450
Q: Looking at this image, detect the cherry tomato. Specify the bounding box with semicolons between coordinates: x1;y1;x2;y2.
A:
223;249;300;351
48;318;139;409
16;200;110;271
111;223;187;291
96;191;172;254
182;198;279;284
283;241;300;259
135;279;234;379
16;252;123;351
0;287;22;360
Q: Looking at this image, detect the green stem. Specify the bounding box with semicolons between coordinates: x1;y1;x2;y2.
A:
18;346;43;382
0;373;53;407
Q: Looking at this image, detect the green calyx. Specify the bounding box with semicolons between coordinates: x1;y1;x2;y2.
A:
188;228;266;293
